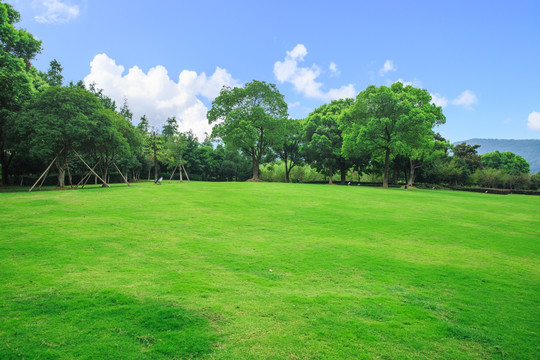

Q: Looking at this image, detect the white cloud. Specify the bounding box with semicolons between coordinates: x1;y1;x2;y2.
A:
431;93;448;108
84;53;239;140
274;44;356;101
287;44;307;61
528;111;540;131
329;61;338;74
34;0;80;24
379;60;396;75
452;90;478;109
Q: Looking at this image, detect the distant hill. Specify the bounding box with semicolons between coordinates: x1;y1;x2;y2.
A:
455;139;540;173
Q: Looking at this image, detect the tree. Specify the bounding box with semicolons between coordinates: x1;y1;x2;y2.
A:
162;116;179;141
481;151;529;175
15;87;104;188
0;3;42;61
452;143;482;176
137;115;149;133
406;132;450;186
119;98;133;123
133;115;153;179
88;82;116;110
304;99;353;184
45;59;63;86
341;83;445;188
0;2;42;185
207;80;288;180
87;108;132;184
276;118;304;183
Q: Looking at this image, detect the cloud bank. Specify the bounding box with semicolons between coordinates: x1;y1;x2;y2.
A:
273;44;356;101
34;0;80;24
84;53;239;139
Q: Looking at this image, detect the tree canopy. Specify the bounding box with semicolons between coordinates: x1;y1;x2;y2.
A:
341;82;445;188
0;1;43;185
481;150;529;175
304;98;353;184
16;87;109;187
208;80;288;180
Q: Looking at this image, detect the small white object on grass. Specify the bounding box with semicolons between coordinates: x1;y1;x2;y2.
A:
269;269;273;272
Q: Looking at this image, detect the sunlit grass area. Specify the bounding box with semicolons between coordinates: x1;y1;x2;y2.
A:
1;182;539;359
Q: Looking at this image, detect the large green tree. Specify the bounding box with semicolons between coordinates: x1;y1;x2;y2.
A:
15;87;106;188
87;108;135;184
0;1;42;185
207;80;288;180
304;99;353;184
341;83;445;188
481;150;529;175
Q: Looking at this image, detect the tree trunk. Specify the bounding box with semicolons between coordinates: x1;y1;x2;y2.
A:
383;148;390;188
56;166;65;188
285;158;290;183
55;155;67;188
153;132;158;181
102;165;109;187
251;156;259;180
328;162;333;184
340;163;347;184
408;159;416;187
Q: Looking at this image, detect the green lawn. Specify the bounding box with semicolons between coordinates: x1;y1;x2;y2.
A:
1;182;539;359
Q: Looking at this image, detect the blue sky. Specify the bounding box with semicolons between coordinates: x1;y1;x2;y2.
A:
10;0;540;141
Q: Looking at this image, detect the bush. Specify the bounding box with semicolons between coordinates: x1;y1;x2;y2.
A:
260;162;327;183
471;168;532;190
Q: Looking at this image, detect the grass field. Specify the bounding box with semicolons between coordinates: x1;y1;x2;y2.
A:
1;182;539;359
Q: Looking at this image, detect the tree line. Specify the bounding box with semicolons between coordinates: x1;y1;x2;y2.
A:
1;2;537;190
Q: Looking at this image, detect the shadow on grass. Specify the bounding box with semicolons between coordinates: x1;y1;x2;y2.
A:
1;289;218;359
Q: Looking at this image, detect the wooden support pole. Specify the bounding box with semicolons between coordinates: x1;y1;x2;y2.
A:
168;164;178;183
77;171;91;188
74;152;109;187
76;160;100;188
29;152;60;192
82;169;94;188
113;162;130;186
181;163;190;183
37;164;52;191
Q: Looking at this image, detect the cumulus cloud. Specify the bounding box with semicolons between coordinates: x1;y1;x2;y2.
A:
452;90;478;109
431;93;448;108
528;111;540;131
34;0;80;23
84;53;239;139
273;44;356;101
380;60;396;75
